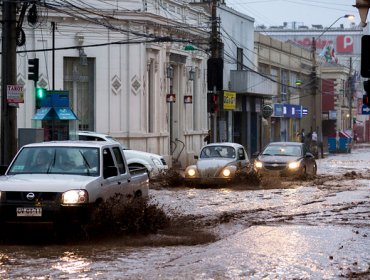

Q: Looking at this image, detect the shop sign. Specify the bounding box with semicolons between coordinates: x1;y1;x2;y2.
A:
223;91;236;110
7;85;24;103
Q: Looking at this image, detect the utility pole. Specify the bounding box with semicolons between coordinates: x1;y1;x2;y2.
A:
208;0;223;143
1;0;18;165
349;57;353;130
311;37;318;132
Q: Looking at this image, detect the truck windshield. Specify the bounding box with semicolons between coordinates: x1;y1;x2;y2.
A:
7;147;100;176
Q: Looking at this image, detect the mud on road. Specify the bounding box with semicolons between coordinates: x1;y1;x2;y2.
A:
0;169;368;279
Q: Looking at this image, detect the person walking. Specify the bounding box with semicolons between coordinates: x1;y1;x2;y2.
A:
300;128;305;143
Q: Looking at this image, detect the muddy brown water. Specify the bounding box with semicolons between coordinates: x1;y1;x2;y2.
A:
0;173;369;279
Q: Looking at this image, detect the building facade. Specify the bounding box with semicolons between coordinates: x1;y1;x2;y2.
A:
256;24;370;142
1;0;212;167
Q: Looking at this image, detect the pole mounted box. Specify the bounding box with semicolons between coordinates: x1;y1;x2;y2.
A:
361;35;370;77
28;58;39;83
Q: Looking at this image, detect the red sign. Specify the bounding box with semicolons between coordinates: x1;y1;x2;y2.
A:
336;35;353;53
293;35;354;53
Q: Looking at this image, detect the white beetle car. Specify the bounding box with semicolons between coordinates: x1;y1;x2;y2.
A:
184;142;251;184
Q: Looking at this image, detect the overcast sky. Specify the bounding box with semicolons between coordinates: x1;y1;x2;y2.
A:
226;0;361;28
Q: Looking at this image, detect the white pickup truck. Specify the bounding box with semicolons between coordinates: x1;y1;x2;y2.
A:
0;141;149;226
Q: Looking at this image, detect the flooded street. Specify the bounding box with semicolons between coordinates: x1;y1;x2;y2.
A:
0;148;369;279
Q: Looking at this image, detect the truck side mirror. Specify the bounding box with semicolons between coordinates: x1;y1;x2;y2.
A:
103;166;118;179
0;165;8;175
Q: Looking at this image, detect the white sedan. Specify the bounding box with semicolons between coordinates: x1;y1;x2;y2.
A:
77;131;168;178
184;142;251;185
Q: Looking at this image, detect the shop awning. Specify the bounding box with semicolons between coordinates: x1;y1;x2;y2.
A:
32;107;78;120
54;107;78;120
32;107;52;120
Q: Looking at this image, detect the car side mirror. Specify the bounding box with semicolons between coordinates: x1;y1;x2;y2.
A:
305;152;314;158
103;166;118;178
194;155;199;160
251;152;259;159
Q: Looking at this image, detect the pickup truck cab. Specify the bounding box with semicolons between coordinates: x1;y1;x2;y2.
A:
0;141;149;225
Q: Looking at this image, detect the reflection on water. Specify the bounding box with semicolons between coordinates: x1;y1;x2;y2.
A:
0;225;368;280
52;251;91;277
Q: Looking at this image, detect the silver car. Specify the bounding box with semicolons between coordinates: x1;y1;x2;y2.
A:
184;143;250;184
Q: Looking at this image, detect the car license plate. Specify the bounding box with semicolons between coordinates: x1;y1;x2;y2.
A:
16;207;42;217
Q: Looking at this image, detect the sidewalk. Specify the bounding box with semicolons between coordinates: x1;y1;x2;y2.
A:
352;142;370;149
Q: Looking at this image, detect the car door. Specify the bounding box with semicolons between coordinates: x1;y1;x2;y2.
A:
237;147;249;171
111;146;133;197
101;147;122;199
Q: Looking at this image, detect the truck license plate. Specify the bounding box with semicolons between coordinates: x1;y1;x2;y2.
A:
16;207;42;217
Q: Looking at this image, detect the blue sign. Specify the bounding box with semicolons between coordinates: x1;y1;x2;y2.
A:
273;104;307;118
273;104;284;117
361;105;370;115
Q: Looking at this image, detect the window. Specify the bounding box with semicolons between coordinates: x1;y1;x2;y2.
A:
103;148;115;168
64;57;95;131
112;147;126;174
237;48;243;70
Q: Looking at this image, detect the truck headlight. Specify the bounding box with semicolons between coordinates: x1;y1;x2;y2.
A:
187;167;197;177
62;190;88;204
288;161;300;169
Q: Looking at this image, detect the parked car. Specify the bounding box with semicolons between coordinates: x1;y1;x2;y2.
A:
253;141;317;176
0;141;149;226
77;131;168;178
184;142;251;184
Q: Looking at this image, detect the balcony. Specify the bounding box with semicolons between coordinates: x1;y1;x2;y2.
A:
230;70;277;97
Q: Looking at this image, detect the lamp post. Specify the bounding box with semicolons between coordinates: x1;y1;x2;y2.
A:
310;14;354;156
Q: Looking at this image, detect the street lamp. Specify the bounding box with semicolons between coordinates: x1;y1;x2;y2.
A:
310;14;354;155
315;15;354;41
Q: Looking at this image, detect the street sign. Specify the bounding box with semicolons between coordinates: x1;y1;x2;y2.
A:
361;104;370;115
262;104;273;118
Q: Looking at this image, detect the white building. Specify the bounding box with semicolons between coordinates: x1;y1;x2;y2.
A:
5;0;211;167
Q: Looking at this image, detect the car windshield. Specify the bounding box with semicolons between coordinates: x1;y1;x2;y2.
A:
200;146;236;159
7;147;100;176
262;145;302;157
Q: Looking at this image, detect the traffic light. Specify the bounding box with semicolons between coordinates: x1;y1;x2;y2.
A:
28;58;39;83
207;93;219;113
363;80;370;107
207;58;223;91
364;94;370;107
35;87;46;109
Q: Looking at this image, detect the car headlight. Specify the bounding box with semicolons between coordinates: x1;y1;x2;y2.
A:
222;168;231;177
151;158;162;167
288;161;300;169
254;161;263;169
187;167;197;177
62;190;88;204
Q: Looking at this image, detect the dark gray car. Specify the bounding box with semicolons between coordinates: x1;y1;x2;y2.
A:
253;142;317;176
